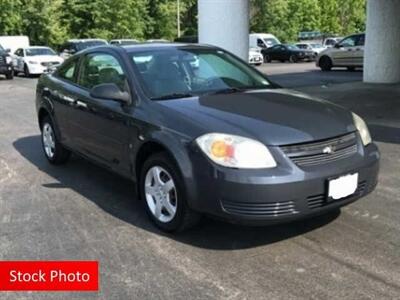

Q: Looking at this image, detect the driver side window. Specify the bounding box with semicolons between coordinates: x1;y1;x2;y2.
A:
78;53;128;92
339;36;357;48
257;39;265;48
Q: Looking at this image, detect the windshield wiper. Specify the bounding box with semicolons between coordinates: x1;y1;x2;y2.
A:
210;87;245;95
151;93;194;100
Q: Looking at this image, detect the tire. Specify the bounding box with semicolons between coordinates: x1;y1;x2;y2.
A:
5;70;13;80
41;116;70;165
24;64;31;78
347;66;356;71
264;54;271;63
319;56;333;71
289;55;298;63
139;152;201;232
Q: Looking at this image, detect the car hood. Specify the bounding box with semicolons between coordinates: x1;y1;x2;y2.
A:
157;89;356;146
25;55;63;63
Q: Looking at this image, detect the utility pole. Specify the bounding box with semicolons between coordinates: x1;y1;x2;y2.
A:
177;0;181;37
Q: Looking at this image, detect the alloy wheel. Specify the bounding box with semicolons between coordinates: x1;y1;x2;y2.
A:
144;166;178;223
42;123;55;159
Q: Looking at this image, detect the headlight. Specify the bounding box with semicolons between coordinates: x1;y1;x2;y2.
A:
352;113;372;146
28;60;38;64
196;133;277;169
5;56;12;64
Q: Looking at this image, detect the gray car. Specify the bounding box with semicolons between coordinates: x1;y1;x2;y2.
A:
36;43;380;232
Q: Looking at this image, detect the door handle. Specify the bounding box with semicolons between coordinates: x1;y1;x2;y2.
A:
75;100;88;108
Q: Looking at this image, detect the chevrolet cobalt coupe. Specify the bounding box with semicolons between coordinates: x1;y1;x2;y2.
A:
36;44;379;232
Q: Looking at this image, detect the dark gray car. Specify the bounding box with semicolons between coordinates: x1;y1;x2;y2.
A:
36;43;379;232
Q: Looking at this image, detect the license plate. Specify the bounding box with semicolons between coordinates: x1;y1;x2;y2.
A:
328;173;358;200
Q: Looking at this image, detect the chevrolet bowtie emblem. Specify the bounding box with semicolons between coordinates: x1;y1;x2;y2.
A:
323;146;334;154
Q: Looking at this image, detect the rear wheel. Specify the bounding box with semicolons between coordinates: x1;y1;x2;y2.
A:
139;152;201;232
41;116;70;164
264;54;271;63
319;56;333;71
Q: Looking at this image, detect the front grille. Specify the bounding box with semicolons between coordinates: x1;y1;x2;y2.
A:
307;181;366;209
41;61;60;67
281;132;358;167
222;200;298;217
0;56;4;64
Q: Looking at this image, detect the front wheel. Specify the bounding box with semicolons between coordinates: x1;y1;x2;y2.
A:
289;55;298;63
319;56;333;71
5;70;13;80
139;152;201;232
264;54;271;63
24;64;31;77
41;116;70;164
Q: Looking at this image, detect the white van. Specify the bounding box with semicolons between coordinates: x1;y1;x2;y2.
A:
0;36;29;54
249;33;280;49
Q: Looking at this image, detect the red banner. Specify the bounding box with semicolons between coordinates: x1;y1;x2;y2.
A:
0;261;98;291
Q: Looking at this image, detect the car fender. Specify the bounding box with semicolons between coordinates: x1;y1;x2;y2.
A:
133;129;199;208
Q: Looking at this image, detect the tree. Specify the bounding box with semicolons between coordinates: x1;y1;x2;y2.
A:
0;0;23;35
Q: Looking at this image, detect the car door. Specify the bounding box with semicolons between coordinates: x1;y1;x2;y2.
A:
71;51;135;175
48;57;82;147
331;35;358;66
13;49;24;71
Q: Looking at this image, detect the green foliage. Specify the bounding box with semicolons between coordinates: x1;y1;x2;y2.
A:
251;0;366;43
0;0;365;48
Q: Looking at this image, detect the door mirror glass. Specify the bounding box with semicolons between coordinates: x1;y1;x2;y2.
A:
90;83;131;104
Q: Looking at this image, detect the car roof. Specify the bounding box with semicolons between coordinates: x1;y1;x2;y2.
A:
25;46;51;49
68;39;107;43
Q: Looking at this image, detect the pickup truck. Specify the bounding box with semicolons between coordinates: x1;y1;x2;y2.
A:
0;44;13;79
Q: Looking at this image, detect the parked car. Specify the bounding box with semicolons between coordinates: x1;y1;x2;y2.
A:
248;47;263;66
59;39;108;60
110;39;139;46
249;33;280;49
263;44;315;63
317;33;365;71
146;39;169;43
0;44;14;79
295;42;326;56
323;37;342;48
36;43;379;232
13;46;64;77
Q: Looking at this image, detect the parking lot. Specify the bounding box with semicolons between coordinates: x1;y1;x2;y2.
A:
0;62;399;299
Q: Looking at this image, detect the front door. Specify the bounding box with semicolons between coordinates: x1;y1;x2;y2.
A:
331;35;359;66
70;52;135;175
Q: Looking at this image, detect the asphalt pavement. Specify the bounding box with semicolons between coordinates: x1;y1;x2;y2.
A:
0;63;399;299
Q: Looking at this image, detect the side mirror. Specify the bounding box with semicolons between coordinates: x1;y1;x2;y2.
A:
90;83;131;105
5;48;10;53
334;43;342;49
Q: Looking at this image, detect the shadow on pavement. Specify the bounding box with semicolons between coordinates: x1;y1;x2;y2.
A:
14;135;340;250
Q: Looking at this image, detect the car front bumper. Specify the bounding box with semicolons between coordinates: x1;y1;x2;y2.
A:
0;64;13;74
188;142;380;225
27;63;61;75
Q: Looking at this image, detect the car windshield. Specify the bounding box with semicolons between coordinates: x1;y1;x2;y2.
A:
26;48;56;56
76;41;107;51
263;38;279;47
130;48;271;100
